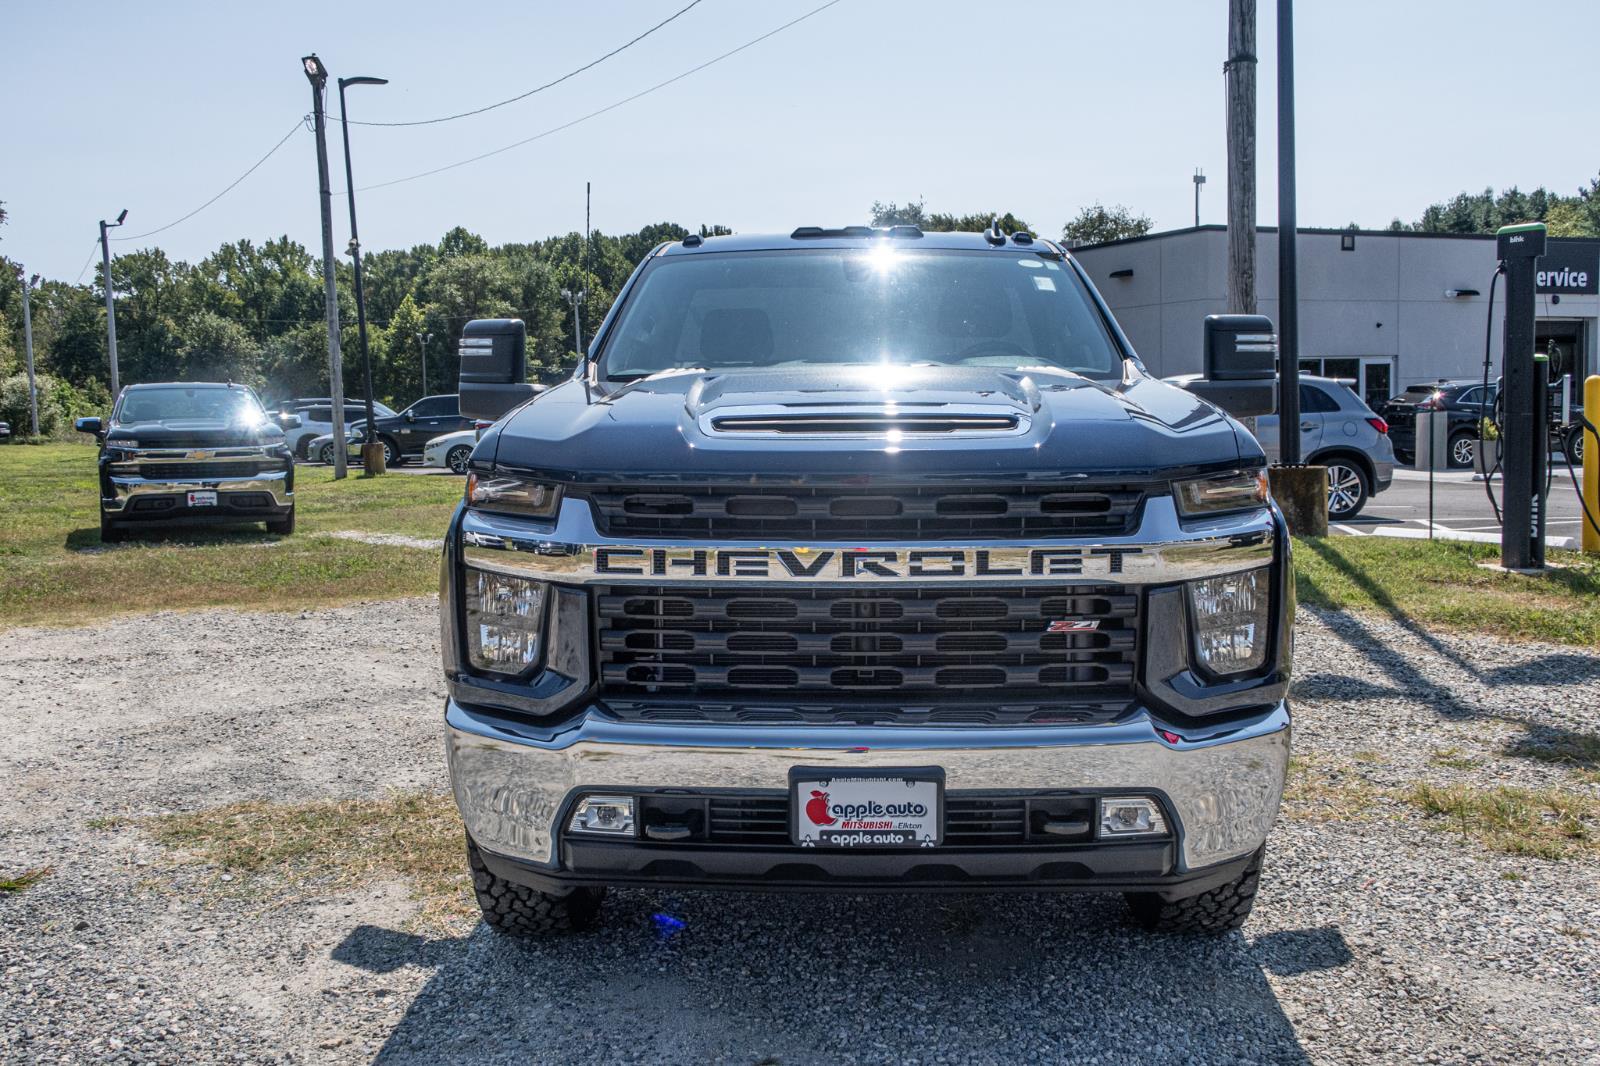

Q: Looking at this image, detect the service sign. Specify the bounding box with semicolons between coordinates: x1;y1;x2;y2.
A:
791;768;943;849
1536;241;1600;295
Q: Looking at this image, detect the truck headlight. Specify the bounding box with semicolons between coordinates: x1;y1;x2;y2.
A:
1174;469;1269;517
463;566;546;675
1188;566;1270;676
466;472;561;520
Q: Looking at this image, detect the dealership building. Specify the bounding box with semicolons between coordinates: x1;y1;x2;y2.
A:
1070;226;1599;410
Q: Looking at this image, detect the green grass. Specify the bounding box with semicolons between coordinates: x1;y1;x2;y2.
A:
1294;535;1600;646
0;443;462;627
150;793;468;928
1403;781;1598;861
0;866;52;894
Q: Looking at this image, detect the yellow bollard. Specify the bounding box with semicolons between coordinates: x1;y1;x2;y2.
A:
1586;375;1600;554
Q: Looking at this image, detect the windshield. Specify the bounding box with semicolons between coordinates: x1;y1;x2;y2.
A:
115;387;267;426
598;248;1126;380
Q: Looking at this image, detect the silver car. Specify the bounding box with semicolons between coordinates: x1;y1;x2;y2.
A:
1253;376;1395;519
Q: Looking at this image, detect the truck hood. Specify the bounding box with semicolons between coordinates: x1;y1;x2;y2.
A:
106;418;287;447
485;365;1252;481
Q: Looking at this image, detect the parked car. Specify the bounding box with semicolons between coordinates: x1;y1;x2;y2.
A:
1384;378;1585;468
1380;380;1492;469
75;382;296;541
1167;375;1395;519
279;401;395;460
0;421;10;440
309;394;474;466
422;423;491;474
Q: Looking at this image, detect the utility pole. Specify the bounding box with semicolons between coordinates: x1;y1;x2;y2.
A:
21;272;40;436
338;72;389;475
1193;168;1207;227
1275;0;1301;464
416;331;433;396
302;55;348;479
98;210;127;397
1225;0;1257;316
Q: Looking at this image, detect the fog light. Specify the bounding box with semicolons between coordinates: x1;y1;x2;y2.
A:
1098;796;1168;837
569;795;636;836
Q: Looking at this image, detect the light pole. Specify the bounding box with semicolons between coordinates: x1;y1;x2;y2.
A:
337;72;389;474
302;54;349;479
561;287;586;360
416;331;433;396
1193;167;1207;227
20;272;40;436
98;209;127;397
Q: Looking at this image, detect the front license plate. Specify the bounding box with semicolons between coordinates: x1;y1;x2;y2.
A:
187;490;218;507
790;767;943;848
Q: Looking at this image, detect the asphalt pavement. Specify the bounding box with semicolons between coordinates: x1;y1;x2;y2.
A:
1337;460;1590;546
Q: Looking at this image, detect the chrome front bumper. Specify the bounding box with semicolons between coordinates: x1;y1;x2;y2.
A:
106;469;292;513
446;698;1290;876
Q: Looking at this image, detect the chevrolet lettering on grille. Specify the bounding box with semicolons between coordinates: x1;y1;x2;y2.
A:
593;545;1145;581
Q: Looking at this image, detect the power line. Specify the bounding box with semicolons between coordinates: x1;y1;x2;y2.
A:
351;0;846;194
348;0;706;128
111;120;306;243
73;240;103;285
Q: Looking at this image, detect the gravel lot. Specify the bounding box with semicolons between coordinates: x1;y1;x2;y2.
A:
2;600;1597;1065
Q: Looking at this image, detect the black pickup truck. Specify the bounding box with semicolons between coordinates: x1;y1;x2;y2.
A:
76;382;297;541
440;227;1290;937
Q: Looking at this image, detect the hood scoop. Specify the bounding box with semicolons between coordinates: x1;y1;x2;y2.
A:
707;405;1023;437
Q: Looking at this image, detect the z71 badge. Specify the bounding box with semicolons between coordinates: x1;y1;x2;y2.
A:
592;545;1144;582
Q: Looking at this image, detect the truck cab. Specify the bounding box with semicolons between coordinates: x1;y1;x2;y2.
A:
441;227;1290;936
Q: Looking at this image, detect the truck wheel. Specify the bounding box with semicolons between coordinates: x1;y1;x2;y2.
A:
1124;846;1263;934
266;508;295;536
100;513;124;544
467;836;605;936
380;436;402;467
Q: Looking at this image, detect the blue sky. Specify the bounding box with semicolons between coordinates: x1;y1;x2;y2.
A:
5;0;1599;281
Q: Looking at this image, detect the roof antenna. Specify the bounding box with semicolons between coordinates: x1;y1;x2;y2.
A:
983;216;1006;246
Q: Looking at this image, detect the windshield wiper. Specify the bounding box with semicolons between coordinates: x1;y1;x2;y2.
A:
605;367;706;383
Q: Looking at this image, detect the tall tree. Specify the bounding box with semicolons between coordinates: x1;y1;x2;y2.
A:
1061;203;1154;246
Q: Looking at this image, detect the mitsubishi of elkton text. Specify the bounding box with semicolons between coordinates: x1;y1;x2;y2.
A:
439;224;1291;936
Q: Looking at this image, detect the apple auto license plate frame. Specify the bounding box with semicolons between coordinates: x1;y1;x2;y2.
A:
186;490;218;507
789;766;944;849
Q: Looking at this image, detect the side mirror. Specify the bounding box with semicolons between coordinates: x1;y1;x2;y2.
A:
75;417;104;437
459;318;536;421
280;414;302;430
404;410;416;423
1181;315;1279;418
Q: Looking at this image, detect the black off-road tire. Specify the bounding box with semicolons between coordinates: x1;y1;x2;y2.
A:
266;508;295;536
466;836;605;936
1124;846;1264;935
99;513;124;544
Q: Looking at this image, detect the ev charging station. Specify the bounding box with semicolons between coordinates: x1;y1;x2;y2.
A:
1497;222;1549;570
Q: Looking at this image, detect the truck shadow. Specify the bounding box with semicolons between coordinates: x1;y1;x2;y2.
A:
64;525;282;551
345;891;1335;1064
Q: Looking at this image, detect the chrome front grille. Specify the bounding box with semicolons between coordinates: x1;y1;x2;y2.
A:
580;482;1147;540
596;584;1139;702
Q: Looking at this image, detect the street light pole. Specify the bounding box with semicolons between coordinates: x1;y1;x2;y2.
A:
98;209;127;397
21;272;40;436
416;331;433;396
1193;167;1206;228
302;54;348;479
337;73;389;475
